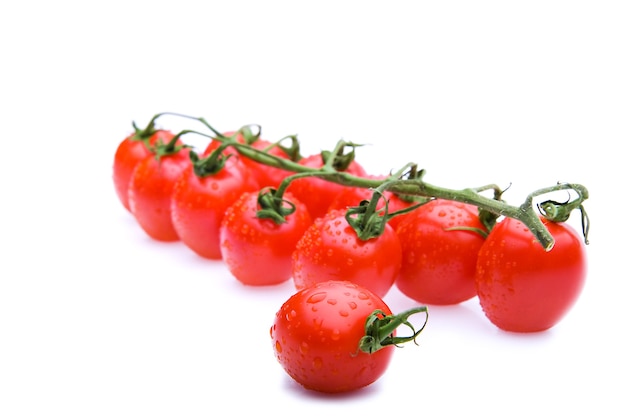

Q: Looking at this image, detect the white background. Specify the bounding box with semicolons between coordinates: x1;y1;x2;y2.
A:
1;1;624;416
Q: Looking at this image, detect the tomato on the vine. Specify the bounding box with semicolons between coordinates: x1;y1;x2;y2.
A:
292;208;402;298
394;199;487;305
270;280;428;393
220;190;312;285
128;141;191;241
171;149;259;259
204;131;294;188
113;128;175;212
475;216;587;332
288;152;367;219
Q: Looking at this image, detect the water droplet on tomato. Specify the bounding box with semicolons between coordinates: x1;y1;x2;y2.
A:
348;301;357;310
327;298;337;305
313;357;323;369
299;341;310;354
339;310;349;317
357;292;370;300
275;341;283;353
331;329;341;340
307;292;327;304
286;309;297;321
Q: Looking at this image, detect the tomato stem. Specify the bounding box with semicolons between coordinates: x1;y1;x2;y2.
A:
359;306;429;354
135;113;591;250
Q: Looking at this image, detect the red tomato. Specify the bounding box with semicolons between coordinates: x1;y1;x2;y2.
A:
326;181;417;230
205;132;293;188
113;129;175;212
475;216;587;332
171;153;259;259
239;139;294;189
394;199;487;305
287;153;368;219
385;193;422;230
128;146;191;241
292;208;402;297
220;191;312;285
271;280;427;393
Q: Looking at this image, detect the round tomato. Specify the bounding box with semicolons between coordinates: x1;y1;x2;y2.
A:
171;151;259;259
394;199;487;305
270;280;428;393
475;216;587;332
220;190;312;285
128;144;191;241
205;132;293;188
292;208;402;298
287;153;367;219
113;128;175;212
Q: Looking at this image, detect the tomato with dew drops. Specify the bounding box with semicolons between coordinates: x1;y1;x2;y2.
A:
270;280;428;393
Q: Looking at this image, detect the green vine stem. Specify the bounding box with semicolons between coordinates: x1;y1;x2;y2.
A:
358;306;429;354
136;114;591;251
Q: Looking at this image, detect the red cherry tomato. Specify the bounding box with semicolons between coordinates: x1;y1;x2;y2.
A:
287;153;367;219
475;216;587;332
113;129;175;212
270;280;428;393
128;145;191;241
326;180;417;230
171;152;259;259
205;132;293;188
292;208;402;298
220;191;312;285
394;199;487;305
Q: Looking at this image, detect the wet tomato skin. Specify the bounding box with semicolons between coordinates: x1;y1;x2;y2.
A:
171;156;258;259
128;148;191;241
292;209;402;298
394;199;487;305
113;129;175;212
475;217;587;332
220;191;312;285
270;280;395;394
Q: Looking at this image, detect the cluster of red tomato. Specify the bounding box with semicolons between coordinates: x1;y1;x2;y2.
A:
113;123;588;394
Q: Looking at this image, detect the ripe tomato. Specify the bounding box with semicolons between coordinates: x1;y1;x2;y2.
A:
287;153;368;219
113;129;175;212
475;216;587;332
220;191;312;285
270;280;428;393
394;199;487;305
171;151;259;260
128;144;191;241
292;208;402;298
205;132;293;188
326;180;418;230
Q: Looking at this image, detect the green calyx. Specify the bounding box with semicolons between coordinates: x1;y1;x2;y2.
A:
359;306;429;354
255;188;296;225
321;141;362;171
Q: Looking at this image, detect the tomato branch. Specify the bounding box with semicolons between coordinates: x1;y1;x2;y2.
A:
138;113;590;251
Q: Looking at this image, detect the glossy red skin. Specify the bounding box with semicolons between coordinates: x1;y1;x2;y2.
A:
113;130;175;212
475;217;587;332
205;134;292;188
171;157;259;259
394;199;486;305
220;191;312;285
287;154;368;219
270;280;395;393
128;148;191;241
292;209;402;298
